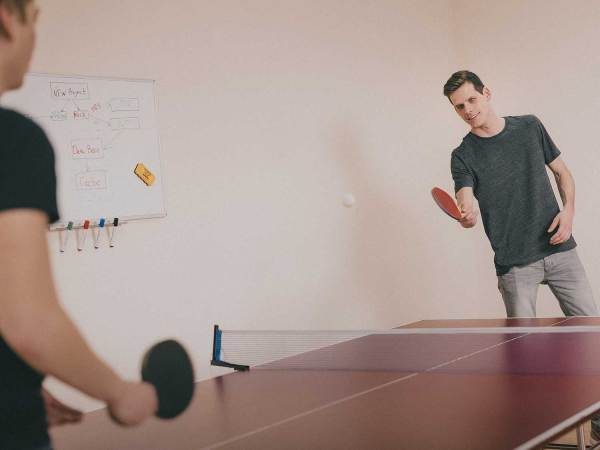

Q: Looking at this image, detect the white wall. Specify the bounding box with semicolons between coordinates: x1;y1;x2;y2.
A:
33;0;461;410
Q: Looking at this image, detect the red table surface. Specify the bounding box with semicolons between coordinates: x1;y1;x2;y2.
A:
50;317;600;449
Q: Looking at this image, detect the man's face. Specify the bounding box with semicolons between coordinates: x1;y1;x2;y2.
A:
4;1;39;90
448;82;491;129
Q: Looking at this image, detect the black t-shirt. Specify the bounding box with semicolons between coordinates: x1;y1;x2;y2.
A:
451;115;575;275
0;107;59;449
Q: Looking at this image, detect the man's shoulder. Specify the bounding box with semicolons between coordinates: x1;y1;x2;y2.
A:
0;106;40;130
0;107;51;154
507;114;541;127
451;136;474;159
451;142;465;156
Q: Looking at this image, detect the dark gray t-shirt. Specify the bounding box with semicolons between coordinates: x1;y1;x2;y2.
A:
451;115;576;275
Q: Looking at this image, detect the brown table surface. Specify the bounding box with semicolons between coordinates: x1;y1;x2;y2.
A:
51;316;600;449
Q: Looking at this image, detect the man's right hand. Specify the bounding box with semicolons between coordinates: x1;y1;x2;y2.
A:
459;207;479;228
108;381;158;426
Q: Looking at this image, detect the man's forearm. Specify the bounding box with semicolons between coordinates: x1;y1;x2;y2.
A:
5;300;125;405
0;210;126;406
456;186;474;212
555;170;575;213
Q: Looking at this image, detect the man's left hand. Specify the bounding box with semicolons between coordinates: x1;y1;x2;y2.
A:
42;388;83;427
548;210;574;245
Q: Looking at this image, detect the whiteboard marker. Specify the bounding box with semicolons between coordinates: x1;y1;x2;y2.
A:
109;218;119;248
93;218;105;249
65;221;74;249
60;221;74;252
78;220;90;251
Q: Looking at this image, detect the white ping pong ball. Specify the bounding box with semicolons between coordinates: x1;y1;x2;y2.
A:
342;193;355;208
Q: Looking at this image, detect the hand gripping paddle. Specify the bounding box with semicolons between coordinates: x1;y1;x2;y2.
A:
431;187;461;221
141;340;195;419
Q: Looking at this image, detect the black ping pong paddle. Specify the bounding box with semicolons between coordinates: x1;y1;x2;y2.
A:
141;339;195;419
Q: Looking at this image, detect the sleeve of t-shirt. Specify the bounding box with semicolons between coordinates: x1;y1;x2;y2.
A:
0;115;59;224
451;151;475;193
534;116;561;164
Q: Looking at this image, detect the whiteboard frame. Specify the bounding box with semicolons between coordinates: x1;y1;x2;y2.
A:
16;72;168;231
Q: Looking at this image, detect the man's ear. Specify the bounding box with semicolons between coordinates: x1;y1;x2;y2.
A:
0;6;17;40
483;86;492;100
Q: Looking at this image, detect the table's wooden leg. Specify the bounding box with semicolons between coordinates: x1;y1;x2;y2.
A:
576;424;586;450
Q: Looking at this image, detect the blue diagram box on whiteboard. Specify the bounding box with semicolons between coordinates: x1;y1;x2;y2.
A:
1;73;166;228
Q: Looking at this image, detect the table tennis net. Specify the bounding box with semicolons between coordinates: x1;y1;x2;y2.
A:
210;324;600;372
211;326;369;370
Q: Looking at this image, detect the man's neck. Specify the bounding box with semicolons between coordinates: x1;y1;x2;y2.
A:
471;114;505;138
0;60;11;97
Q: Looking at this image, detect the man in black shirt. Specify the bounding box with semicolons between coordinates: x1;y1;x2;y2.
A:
0;1;158;449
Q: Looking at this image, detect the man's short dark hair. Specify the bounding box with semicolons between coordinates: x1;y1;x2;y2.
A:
443;70;485;100
0;0;30;36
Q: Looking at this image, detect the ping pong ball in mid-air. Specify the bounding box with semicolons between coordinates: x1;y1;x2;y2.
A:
342;193;355;208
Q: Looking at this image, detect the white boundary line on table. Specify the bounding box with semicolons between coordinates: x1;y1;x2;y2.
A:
221;326;600;338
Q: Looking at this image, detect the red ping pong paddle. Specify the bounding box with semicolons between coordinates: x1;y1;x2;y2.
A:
431;187;461;221
141;340;195;419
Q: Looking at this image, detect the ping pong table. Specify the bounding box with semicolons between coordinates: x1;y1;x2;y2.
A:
51;317;600;450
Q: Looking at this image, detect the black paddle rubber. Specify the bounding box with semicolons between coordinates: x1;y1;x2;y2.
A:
141;339;195;419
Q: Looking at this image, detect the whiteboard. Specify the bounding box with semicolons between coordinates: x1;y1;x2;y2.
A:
1;73;166;228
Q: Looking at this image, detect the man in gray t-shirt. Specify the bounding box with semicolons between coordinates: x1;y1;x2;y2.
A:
445;70;600;441
444;70;597;319
452;113;576;274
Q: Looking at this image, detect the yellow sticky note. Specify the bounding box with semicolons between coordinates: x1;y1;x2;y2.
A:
134;163;156;186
